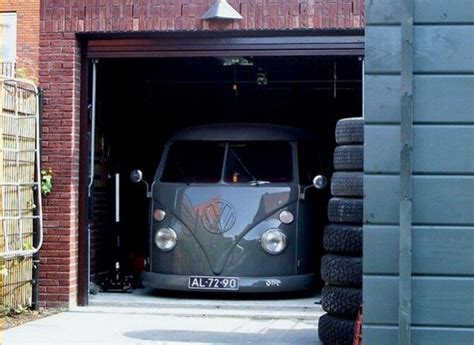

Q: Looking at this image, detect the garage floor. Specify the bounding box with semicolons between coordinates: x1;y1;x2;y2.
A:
4;289;324;344
89;287;323;319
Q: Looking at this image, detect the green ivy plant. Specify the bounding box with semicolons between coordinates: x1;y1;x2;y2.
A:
41;168;53;196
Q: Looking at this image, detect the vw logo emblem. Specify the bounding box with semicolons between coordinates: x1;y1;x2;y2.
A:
201;200;236;234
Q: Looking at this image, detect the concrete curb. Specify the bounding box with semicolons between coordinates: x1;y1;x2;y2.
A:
73;305;325;320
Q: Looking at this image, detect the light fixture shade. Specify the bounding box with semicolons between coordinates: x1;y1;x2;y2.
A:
201;0;243;20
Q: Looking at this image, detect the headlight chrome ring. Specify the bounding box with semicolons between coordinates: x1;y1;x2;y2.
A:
261;229;287;255
155;227;177;252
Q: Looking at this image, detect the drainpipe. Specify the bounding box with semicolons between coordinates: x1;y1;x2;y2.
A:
88;60;98;199
86;60;98;295
399;0;414;343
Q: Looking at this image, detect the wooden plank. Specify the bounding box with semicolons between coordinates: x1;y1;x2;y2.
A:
365;75;400;123
364;176;474;225
411;327;474;345
364;276;474;326
365;75;474;123
366;26;474;73
363;326;398;345
364;276;399;324
365;125;474;173
413;26;474;74
414;0;474;23
364;225;474;275
367;0;401;25
364;326;474;345
399;1;414;339
365;26;401;74
367;0;474;25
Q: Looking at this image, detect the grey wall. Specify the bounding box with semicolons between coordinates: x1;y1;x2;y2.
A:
364;1;474;343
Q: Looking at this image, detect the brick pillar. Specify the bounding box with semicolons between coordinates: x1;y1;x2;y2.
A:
38;32;81;307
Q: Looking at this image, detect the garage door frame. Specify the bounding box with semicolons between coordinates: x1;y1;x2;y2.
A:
82;29;364;59
78;29;365;306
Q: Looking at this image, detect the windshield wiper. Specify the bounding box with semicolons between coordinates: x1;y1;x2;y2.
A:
250;180;270;186
228;148;264;186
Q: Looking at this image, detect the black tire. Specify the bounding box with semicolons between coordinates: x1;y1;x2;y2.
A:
318;313;355;345
323;224;362;255
321;285;362;317
335;117;364;145
331;172;363;198
328;198;363;224
333;145;363;171
321;254;362;287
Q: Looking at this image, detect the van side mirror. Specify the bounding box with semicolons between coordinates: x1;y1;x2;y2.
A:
130;169;143;183
130;169;152;198
300;175;327;200
313;175;327;190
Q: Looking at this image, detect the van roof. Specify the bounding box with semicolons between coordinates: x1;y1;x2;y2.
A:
169;123;314;142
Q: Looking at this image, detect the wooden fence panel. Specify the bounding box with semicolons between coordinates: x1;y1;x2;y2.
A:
1;81;38;311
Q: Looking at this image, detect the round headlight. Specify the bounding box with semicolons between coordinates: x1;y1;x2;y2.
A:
261;229;287;255
279;210;294;224
153;209;166;222
155;227;177;252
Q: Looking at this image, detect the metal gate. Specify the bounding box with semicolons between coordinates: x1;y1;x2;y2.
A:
0;78;43;310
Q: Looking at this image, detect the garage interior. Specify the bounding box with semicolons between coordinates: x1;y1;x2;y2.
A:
88;55;363;292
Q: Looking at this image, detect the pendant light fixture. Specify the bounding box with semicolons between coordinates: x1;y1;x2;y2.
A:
201;0;243;20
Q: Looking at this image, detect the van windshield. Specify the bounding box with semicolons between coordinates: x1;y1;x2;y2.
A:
225;142;292;183
160;141;292;184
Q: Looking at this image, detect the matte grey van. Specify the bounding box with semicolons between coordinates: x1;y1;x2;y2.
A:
132;123;328;293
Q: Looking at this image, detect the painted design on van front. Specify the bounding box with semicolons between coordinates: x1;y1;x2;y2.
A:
200;199;236;234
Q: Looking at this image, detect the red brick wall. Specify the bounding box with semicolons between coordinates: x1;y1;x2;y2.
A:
1;0;40;81
41;0;364;32
40;0;364;307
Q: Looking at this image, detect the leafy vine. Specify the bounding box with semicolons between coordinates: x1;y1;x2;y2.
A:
41;168;53;195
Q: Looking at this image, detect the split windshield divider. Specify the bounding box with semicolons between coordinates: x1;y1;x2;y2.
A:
228;145;261;186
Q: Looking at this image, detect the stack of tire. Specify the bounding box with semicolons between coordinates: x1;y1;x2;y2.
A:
318;117;364;345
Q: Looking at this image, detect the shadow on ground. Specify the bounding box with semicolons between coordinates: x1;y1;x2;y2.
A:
150;288;320;301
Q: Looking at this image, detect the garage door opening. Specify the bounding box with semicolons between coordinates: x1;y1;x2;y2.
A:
87;55;362;295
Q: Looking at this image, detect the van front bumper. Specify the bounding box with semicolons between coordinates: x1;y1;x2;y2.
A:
141;271;316;293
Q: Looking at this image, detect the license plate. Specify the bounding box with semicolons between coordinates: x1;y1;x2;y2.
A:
188;276;240;291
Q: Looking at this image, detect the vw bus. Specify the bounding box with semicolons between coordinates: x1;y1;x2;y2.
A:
131;123;329;292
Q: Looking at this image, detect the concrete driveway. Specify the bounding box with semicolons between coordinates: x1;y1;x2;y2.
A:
4;288;324;344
